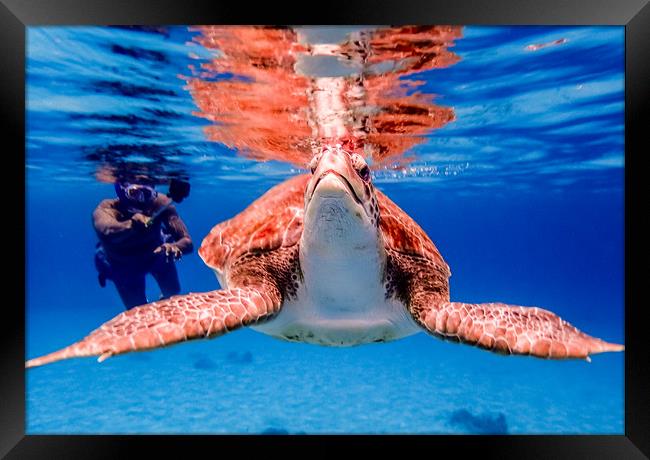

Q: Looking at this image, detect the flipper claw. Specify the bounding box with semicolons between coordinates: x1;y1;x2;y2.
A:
98;352;113;363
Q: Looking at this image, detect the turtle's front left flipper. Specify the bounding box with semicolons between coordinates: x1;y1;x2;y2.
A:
25;285;281;368
409;297;623;360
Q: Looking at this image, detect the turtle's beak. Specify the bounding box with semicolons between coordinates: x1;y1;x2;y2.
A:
305;147;364;209
310;171;363;205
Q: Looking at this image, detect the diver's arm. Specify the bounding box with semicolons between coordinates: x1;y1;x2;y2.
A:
162;205;194;254
92;200;135;244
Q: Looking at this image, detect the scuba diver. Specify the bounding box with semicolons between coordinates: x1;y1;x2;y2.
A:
92;176;193;309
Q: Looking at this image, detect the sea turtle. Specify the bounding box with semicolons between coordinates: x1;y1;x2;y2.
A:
26;145;623;368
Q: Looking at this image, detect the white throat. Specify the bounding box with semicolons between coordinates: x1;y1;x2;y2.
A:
299;193;386;313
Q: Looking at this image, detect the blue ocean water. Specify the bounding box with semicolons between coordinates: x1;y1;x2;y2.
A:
26;26;624;434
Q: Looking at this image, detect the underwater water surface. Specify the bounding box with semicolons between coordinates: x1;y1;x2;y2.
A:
26;25;624;434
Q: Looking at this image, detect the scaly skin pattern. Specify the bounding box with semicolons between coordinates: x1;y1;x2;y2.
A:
25;285;282;368
413;300;624;359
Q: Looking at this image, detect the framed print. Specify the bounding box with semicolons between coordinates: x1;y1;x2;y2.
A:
2;0;648;458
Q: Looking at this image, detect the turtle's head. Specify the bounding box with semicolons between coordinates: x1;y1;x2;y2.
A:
302;145;380;252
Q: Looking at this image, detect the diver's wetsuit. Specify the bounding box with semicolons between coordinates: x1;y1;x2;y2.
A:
92;194;193;309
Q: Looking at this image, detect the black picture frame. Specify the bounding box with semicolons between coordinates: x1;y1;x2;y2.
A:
2;0;648;458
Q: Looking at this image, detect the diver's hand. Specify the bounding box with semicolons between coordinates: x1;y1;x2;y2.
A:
154;243;182;262
131;213;150;228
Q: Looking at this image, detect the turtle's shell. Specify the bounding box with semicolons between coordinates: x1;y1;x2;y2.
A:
199;174;449;276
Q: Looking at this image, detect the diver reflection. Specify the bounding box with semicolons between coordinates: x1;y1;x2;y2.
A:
92;176;193;309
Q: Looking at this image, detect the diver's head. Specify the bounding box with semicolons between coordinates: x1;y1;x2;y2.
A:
115;177;158;213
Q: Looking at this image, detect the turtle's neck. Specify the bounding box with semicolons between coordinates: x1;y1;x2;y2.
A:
299;196;386;310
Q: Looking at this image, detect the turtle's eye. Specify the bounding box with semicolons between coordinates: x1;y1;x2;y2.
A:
358;165;371;181
351;154;371;181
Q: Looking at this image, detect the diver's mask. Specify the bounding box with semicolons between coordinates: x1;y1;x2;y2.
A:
115;181;158;213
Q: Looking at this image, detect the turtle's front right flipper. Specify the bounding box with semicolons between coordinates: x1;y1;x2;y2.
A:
409;298;623;360
26;285;281;368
